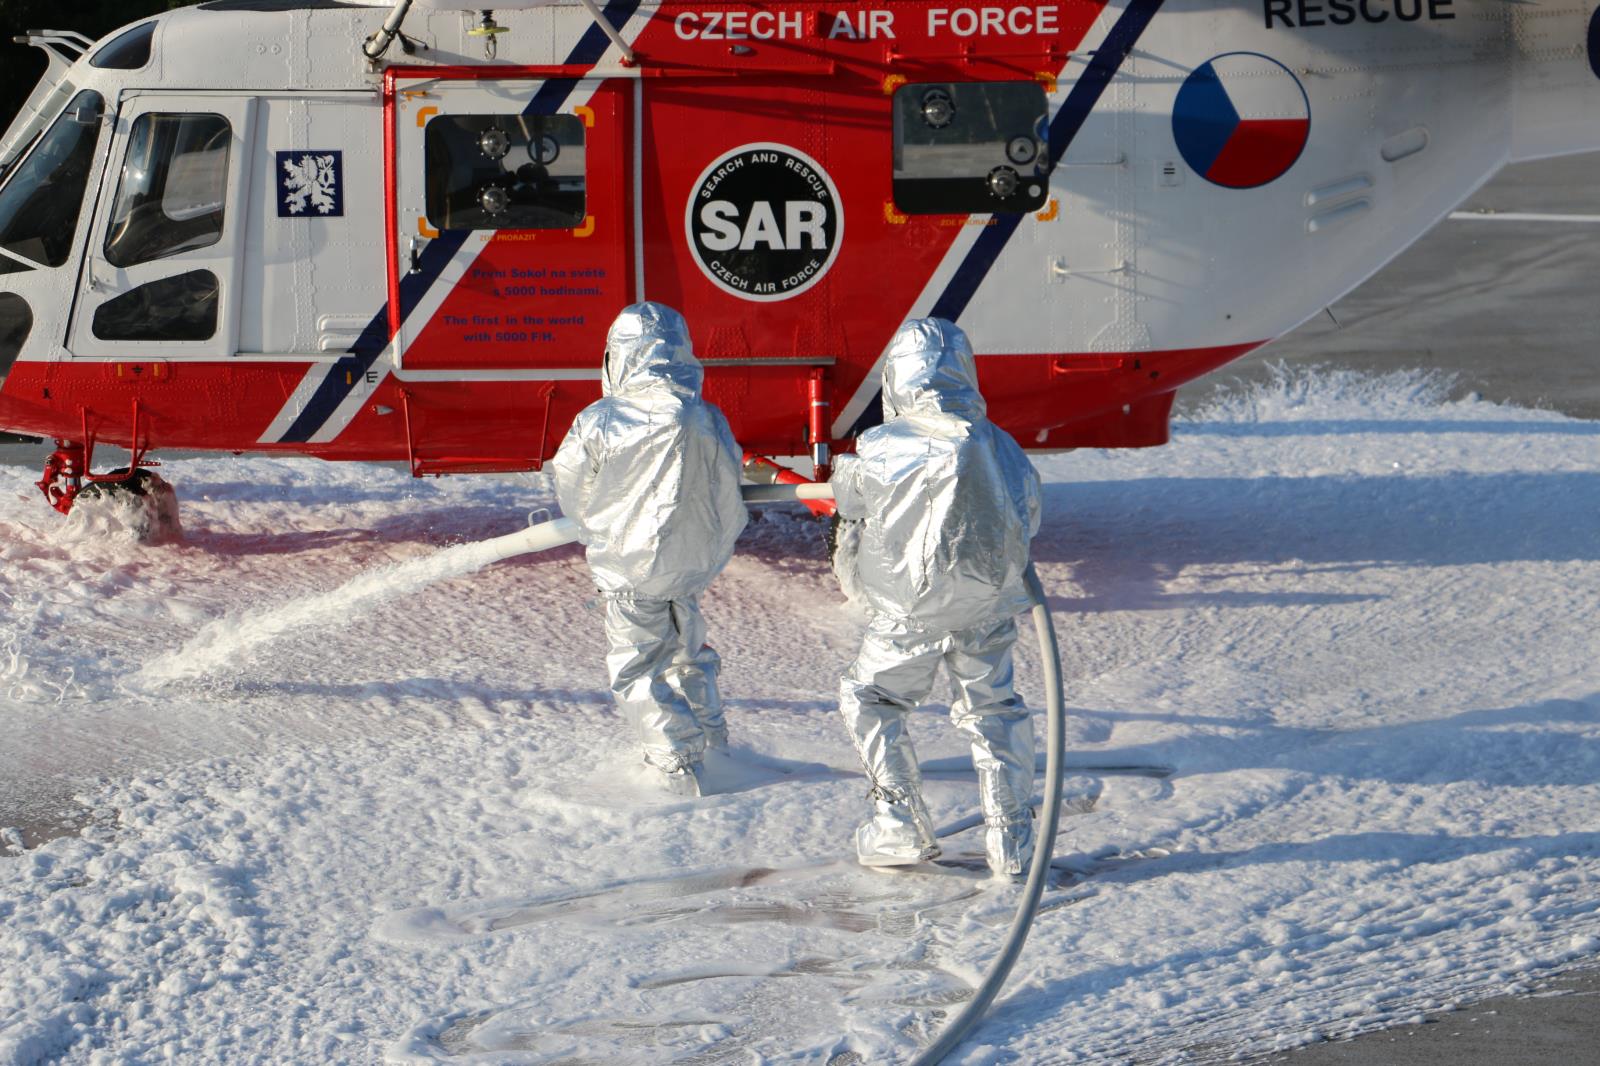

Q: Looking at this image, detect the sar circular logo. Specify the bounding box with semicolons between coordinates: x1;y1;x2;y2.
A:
1173;52;1310;190
685;143;843;302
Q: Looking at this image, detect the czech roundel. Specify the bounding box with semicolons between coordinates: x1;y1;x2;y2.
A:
1173;53;1310;190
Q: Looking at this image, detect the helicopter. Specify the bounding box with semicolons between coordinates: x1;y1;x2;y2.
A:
1;0;1597;517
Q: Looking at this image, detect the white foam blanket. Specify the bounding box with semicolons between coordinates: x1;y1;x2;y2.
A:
0;367;1597;1064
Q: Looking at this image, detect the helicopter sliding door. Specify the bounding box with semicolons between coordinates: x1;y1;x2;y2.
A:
67;94;255;359
388;75;631;371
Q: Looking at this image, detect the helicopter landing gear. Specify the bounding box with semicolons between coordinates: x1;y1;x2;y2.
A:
37;442;87;515
36;403;182;543
68;468;183;545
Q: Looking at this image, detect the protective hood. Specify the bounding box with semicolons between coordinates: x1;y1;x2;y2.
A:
552;302;747;601
881;318;986;423
831;316;1042;632
603;302;704;400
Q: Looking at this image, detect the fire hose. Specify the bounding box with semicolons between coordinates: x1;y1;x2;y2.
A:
473;481;1067;1065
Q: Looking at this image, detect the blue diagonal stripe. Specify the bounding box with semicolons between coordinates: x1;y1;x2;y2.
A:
277;0;642;444
277;231;467;444
847;0;1167;438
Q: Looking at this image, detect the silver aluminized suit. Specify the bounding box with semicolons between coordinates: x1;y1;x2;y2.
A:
831;318;1043;876
551;303;747;791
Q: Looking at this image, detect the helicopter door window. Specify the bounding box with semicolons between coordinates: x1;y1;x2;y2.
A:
891;82;1051;215
104;113;232;268
0;90;104;268
92;269;218;342
424;114;586;230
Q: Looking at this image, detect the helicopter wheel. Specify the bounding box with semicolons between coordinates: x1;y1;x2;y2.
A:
70;469;184;545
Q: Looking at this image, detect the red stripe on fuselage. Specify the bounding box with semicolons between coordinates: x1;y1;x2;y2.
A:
0;340;1260;460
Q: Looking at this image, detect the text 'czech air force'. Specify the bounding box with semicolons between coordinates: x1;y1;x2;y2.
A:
671;6;1062;40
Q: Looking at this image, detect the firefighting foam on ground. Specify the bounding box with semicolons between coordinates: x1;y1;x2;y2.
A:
2;365;1599;1063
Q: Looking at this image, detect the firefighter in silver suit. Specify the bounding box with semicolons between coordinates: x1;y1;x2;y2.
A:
552;303;748;796
831;318;1043;878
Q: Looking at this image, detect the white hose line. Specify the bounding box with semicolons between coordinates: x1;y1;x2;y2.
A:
141;516;584;684
472;515;581;562
906;563;1065;1065
740;483;839;503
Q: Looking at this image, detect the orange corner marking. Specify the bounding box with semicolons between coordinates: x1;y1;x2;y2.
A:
418;217;440;239
415;106;439;128
882;74;907;96
574;105;596;128
1036;198;1060;222
883;201;908;225
1035;72;1057;94
573;215;596;237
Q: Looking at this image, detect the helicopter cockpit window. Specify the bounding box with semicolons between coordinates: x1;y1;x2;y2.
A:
424;114;586;230
0;293;32;377
0;90;104;268
90;22;156;70
0;77;77;178
892;82;1051;215
104;113;232;269
93;269;218;342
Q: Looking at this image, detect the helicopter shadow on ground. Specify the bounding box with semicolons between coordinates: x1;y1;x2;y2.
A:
1075;693;1600;792
1274;696;1599;789
1030;469;1600;602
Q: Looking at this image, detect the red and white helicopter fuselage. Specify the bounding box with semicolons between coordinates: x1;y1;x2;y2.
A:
0;0;1597;506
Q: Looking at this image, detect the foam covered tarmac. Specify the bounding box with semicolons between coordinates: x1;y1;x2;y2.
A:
1187;152;1600;1066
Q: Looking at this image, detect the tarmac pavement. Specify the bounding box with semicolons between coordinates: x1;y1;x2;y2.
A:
1244;967;1600;1066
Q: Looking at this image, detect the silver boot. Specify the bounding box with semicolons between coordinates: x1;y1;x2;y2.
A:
645;755;703;798
985;816;1035;881
856;785;941;867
